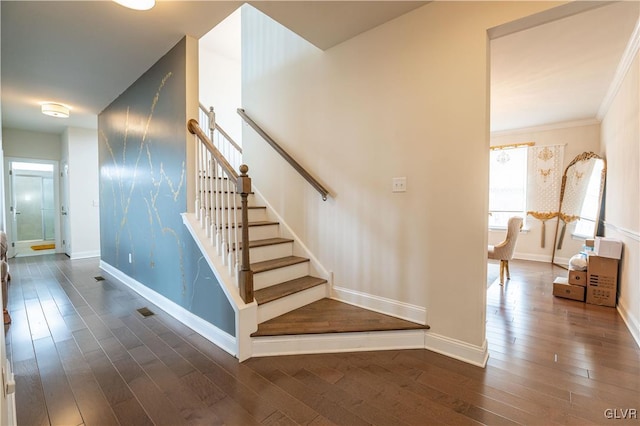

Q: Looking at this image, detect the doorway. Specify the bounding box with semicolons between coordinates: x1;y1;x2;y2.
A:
5;159;60;257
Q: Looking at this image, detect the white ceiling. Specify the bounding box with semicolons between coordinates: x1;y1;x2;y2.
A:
1;1;638;135
491;1;639;132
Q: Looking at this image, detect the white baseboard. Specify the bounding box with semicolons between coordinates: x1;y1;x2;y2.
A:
252;329;426;357
332;285;426;325
618;301;640;349
514;253;552;263
70;250;100;260
424;333;489;367
99;261;237;356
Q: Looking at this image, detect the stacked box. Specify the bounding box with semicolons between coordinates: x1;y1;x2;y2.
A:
568;269;587;287
553;276;585;301
586;255;619;307
594;237;622;259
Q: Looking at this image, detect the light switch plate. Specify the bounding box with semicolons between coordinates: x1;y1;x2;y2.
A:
392;177;407;192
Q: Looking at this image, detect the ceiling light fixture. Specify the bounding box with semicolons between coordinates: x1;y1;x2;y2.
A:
41;103;70;118
113;0;155;11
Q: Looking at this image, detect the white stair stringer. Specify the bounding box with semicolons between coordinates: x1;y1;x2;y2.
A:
182;212;257;361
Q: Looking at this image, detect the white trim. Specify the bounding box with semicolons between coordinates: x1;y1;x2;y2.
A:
513;253;553;263
491;118;600;137
332;285;427;325
99;260;238;356
604;222;640;242
598;16;640;119
424;333;489;368
182;212;257;361
69;250;100;260
617;301;640;349
251;330;426;357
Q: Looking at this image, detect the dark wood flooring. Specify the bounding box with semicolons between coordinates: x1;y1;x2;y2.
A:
5;254;640;425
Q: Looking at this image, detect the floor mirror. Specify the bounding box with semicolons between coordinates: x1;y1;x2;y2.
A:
551;152;606;268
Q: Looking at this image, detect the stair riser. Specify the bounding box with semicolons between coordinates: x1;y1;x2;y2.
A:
248;224;280;241
199;193;256;207
249;242;294;263
210;208;267;225
254;262;310;290
257;284;328;323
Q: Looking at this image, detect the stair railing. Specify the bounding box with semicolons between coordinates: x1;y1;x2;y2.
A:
237;108;330;201
188;118;254;303
199;103;243;172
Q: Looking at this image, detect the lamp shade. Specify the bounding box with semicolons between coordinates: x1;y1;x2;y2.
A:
114;0;155;10
41;103;70;118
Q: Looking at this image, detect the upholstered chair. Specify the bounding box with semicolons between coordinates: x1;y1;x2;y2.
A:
488;216;523;285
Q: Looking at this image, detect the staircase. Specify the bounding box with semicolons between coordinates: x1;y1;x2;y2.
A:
185;110;428;361
227;198;330;325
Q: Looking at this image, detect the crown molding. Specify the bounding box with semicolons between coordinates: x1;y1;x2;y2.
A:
598;16;640;119
491;118;601;137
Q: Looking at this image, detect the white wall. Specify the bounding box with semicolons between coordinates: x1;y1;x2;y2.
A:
490;121;601;262
62;127;100;259
199;8;242;145
242;1;563;363
601;49;640;346
2;128;61;160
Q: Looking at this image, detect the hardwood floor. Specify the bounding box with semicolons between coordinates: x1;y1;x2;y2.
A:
5;254;639;425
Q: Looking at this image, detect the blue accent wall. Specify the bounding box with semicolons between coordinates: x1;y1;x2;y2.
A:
98;38;235;336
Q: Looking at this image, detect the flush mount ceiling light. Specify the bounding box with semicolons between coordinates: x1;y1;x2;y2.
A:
114;0;155;10
41;103;70;118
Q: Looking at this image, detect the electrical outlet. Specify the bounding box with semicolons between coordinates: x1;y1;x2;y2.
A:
392;177;407;193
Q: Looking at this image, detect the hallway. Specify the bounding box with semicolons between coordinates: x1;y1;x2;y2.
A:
4;254;639;425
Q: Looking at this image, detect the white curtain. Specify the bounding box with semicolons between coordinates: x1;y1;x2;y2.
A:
526;145;565;247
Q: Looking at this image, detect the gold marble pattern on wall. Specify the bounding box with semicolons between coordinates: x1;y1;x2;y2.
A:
101;71;190;295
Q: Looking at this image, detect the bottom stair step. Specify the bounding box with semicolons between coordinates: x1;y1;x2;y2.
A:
251;298;429;337
254;276;327;305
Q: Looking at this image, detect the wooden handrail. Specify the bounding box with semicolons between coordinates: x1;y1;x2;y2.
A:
198;103;243;154
237;108;330;201
188;119;238;183
188;118;253;304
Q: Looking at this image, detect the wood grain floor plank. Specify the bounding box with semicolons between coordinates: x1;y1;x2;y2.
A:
13;358;49;426
55;338;120;426
6;254;640;426
32;336;84;426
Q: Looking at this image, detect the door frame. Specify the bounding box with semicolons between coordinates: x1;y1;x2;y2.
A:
4;157;61;258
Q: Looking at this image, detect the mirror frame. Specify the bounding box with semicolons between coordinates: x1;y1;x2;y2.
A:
551;151;606;268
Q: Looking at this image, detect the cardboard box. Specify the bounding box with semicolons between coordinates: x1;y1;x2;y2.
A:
586;255;619;307
553;276;585;302
594;237;622;260
568;269;587;287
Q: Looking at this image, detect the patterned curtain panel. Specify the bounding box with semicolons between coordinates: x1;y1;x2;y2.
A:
526;145;565;248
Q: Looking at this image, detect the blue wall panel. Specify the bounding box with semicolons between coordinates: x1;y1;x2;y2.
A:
98;38;235;336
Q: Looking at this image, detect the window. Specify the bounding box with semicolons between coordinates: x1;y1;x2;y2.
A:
489;146;527;228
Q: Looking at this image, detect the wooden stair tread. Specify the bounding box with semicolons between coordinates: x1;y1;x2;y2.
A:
207;206;266;210
251;298;429;337
217;220;279;230
232;237;294;251
254;276;327;305
252;256;308;273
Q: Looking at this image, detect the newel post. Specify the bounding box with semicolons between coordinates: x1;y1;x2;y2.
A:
237;164;254;303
